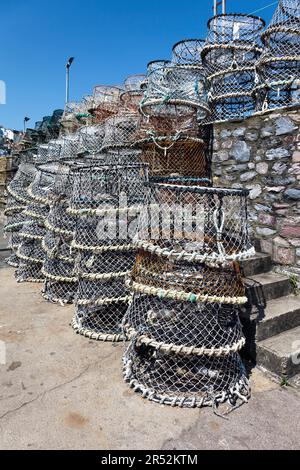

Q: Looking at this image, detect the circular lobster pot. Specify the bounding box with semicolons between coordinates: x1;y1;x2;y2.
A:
91;85;123;123
202;14;265;74
172;39;205;67
133;182;254;264
141;60;209;118
78;124;106;155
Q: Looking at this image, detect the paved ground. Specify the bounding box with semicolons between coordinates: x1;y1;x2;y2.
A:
0;256;300;450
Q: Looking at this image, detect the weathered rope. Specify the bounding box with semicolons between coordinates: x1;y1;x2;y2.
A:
81;270;130;281
124;327;245;356
126;280;248;305
41;267;78;283
133;240;255;264
71;315;127;342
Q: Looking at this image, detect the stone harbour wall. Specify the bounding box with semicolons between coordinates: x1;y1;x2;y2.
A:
211;106;300;272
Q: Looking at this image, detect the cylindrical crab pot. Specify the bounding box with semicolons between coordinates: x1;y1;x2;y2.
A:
120;75;146;113
123;182;253;411
42;163;78;305
91;86;122;123
202;14;265;121
68;163;148;341
3;163;37;267
101;112;139;151
15;163;58;282
172;39;205;67
140;60;209;119
255;0;300;112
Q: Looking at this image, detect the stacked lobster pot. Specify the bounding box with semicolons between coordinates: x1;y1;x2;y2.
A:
255;0;300;112
69;78;148;341
123;183;255;412
15;143;60;283
41;133;82;305
69;162;148;341
202;14;265;122
3;151;37;268
136;51;211;180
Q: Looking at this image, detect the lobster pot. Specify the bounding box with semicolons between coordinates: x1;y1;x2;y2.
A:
134;182;254;264
255;0;300;112
41;162;78;304
141;61;208;118
92;86;122;123
202;14;264;120
3;163;36;267
124;341;250;409
69;163;148;341
120;75;146;113
172;39;205;67
27;163;59;206
78;124;106;155
137;103;199;140
101;112;139;151
137;138;210;180
202;14;265;74
60;102;82;132
68;163;148;215
60;134;82;160
123;181;252;411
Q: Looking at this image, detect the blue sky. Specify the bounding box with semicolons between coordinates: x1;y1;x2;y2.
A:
0;0;276;130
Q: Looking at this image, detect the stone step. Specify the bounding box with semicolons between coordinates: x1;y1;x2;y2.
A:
257;326;300;378
245;272;292;302
256;295;300;341
240;253;272;276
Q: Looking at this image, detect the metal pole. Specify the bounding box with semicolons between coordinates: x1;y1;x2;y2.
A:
23;119;26;133
222;0;226;14
214;0;217;16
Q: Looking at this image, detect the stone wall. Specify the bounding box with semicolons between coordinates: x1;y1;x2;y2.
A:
211;106;300;272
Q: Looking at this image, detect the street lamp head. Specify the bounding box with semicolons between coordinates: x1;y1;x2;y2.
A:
24;117;30;122
66;57;74;69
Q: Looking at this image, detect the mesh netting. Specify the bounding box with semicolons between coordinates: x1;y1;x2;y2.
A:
202;14;265;122
120;75;146;112
133;182;254;264
136;138;210;180
255;0;300;111
123;341;250;409
78;124;105;155
140;60;209;118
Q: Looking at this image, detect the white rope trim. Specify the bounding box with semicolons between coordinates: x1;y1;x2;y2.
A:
41;267;78;283
124;326;245;356
126;280;247;305
81;270;130;281
71;315;127;342
134;240;255;264
77;294;132;307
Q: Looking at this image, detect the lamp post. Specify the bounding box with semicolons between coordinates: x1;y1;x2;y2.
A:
23;116;30;133
65;57;74;104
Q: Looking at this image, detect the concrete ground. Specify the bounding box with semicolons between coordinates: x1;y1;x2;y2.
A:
0;255;300;450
